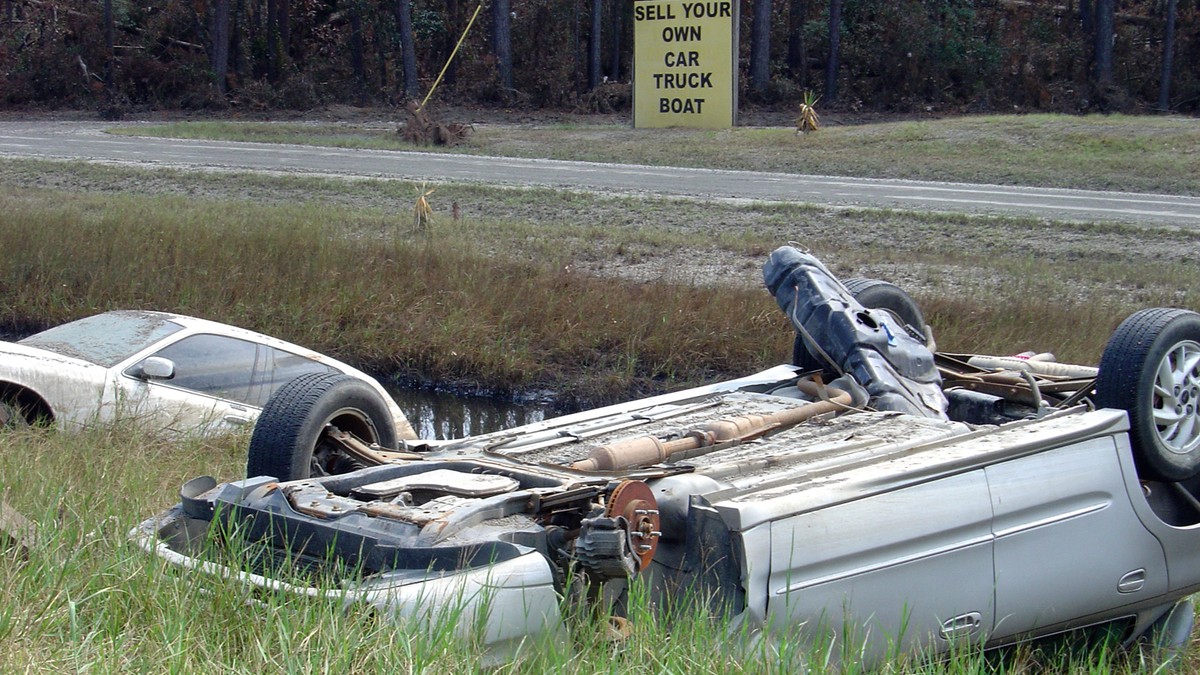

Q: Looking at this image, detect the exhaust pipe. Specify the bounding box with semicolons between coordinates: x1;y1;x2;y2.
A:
571;379;852;472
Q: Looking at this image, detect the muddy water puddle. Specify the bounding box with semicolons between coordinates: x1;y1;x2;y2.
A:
386;385;552;439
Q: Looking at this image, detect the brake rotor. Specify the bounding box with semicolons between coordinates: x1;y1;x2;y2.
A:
605;480;661;569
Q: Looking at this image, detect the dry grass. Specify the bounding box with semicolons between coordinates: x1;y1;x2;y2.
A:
0;160;1195;405
0;185;785;404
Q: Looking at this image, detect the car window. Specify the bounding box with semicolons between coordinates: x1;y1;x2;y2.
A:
254;347;338;407
148;334;261;404
145;334;337;407
20;311;184;367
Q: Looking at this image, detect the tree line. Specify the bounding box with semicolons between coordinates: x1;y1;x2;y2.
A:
1;0;1196;115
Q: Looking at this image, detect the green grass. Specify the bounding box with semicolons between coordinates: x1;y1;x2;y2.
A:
115;119;409;151
111;113;1200;195
0;427;1191;672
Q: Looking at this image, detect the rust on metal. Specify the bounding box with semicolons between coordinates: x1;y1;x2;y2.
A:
605;480;661;568
325;428;423;466
571;378;853;471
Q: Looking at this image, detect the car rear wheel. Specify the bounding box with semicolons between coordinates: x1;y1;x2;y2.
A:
792;277;928;371
246;372;398;481
1096;308;1200;482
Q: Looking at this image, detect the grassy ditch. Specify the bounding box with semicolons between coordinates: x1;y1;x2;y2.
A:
112;113;1200;195
0;427;1188;673
0;180;785;405
1;159;1197;405
1;159;1198;672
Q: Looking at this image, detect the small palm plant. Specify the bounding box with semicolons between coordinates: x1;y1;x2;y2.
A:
413;182;436;232
796;90;821;134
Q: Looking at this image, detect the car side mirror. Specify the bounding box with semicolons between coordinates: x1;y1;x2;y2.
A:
135;356;176;381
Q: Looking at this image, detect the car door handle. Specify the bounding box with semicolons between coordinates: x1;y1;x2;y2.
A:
939;612;983;640
1118;569;1146;594
224;415;251;426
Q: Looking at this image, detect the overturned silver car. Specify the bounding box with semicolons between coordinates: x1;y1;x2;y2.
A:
134;247;1200;664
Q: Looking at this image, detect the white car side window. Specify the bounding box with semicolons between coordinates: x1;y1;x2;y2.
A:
253;349;336;407
151;334;260;404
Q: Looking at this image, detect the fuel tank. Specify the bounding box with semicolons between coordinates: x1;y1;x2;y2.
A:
763;246;947;419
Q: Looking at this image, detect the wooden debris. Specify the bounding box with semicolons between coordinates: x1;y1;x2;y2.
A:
413;182;436;232
399;101;474;147
0;500;36;557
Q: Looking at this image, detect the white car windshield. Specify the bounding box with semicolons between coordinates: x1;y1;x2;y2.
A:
19;311;184;367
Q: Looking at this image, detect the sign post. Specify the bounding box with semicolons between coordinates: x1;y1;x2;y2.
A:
633;0;739;129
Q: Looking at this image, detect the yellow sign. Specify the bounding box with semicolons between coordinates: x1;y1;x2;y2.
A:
633;0;738;128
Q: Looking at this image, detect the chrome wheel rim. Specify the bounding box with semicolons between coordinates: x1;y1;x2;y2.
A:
1152;339;1200;455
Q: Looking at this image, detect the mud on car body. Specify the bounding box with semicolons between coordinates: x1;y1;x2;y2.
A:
134;248;1200;665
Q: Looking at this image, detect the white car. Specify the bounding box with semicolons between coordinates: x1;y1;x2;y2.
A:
0;310;415;448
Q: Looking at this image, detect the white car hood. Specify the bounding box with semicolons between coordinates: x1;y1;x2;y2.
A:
0;340;105;371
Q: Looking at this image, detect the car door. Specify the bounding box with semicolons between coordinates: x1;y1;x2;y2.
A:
766;470;995;664
114;333;262;434
986;436;1169;640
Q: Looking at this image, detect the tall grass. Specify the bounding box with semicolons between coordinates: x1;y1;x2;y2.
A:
1;174;1194;669
0;187;788;404
1;172;1195;404
1;426;1180;672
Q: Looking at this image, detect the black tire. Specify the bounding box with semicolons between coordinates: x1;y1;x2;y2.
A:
0;389;50;428
792;277;927;371
246;371;398;481
1096;308;1200;482
841;277;927;339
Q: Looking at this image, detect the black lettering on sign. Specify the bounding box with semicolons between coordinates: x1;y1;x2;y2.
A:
681;1;732;19
634;3;676;21
653;72;713;88
664;51;700;67
661;25;701;42
659;97;706;113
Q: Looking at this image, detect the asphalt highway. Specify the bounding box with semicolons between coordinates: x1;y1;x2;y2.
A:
2;120;1198;227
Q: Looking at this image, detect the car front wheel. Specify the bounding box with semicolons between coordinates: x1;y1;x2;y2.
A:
0;398;27;428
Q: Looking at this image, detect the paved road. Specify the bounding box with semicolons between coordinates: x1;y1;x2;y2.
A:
2;120;1199;227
